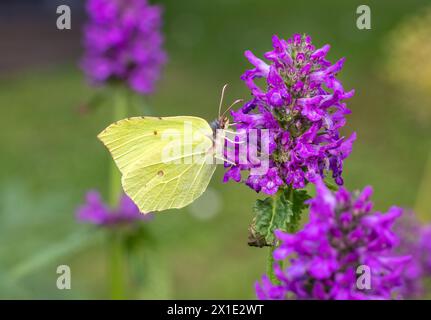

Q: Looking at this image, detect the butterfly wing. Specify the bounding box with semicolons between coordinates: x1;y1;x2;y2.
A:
122;153;216;212
98;116;213;175
98;116;216;212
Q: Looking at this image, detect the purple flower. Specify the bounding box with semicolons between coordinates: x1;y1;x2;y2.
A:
81;0;167;94
76;190;153;226
256;179;410;300
259;167;284;195
393;211;431;299
420;225;431;275
224;34;355;194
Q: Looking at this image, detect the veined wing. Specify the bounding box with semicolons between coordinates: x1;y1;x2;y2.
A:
97;116;213;176
122;152;216;212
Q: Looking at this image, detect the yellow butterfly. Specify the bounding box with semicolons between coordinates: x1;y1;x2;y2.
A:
98;85;241;213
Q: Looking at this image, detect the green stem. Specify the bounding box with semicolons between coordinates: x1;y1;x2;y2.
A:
108;85;128;299
108;87;128;207
267;246;277;284
109;231;126;299
266;186;293;284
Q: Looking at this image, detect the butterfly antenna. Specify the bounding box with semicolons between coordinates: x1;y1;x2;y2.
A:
221;99;244;118
218;84;229;118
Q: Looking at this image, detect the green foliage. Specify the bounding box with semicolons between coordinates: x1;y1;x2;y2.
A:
250;188;311;246
289;190;311;232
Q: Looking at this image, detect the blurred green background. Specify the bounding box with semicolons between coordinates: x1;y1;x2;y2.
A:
1;0;430;299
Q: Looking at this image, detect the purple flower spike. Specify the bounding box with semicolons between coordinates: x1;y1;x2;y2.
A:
76;190;153;227
224;34;355;194
256;180;411;300
392;211;431;299
81;0;167;95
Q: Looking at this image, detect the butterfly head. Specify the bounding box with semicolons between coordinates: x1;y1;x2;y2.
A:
210;116;229;132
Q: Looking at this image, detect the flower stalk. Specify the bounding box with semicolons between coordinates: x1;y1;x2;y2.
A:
78;0;165;300
266;186;293;285
267;246;277;284
108;86;128;300
109;230;126;299
108;87;128;208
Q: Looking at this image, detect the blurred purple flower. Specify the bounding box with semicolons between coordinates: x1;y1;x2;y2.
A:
81;0;167;94
76;190;153;226
393;211;431;299
420;225;431;275
224;34;355;194
256;179;410;300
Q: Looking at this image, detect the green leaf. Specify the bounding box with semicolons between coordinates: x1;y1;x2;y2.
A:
289;189;311;233
249;188;311;246
253;194;290;245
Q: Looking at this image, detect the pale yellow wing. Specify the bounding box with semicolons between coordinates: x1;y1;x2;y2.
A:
98;116;217;212
97;116;213;176
122;152;216;212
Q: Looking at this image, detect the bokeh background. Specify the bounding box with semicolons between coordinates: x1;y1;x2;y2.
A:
1;0;430;299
